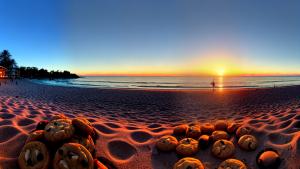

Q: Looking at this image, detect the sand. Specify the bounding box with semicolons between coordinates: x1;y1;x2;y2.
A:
0;79;299;169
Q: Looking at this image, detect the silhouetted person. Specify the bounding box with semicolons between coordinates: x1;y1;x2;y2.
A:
211;79;216;91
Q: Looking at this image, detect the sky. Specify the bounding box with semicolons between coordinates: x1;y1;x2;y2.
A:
0;0;300;76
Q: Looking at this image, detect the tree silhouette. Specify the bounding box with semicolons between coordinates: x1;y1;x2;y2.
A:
0;50;17;70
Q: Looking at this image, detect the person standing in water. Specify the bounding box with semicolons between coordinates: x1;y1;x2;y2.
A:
211;79;216;91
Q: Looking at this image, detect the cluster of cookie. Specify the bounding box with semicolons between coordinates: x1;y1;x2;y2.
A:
156;120;259;169
18;114;108;169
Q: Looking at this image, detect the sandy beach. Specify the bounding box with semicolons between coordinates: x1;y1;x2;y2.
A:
0;79;299;169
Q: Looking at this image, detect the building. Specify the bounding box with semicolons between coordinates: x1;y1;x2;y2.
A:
0;66;7;78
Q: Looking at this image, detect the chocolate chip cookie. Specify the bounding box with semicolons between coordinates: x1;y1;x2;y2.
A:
236;126;251;138
176;138;199;156
211;131;229;142
156;135;178;151
44;119;75;142
70;135;96;156
53;143;94;169
186;125;201;139
201;123;215;135
26;130;45;144
238;135;258;151
18;141;50;169
212;139;235;159
218;159;247;169
173;124;189;135
72;117;94;136
173;157;205;169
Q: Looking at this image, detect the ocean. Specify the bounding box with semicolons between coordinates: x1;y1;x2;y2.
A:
32;76;300;89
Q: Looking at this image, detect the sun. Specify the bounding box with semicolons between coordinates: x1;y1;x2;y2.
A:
217;68;225;76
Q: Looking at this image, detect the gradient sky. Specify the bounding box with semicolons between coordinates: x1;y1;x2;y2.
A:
1;0;300;76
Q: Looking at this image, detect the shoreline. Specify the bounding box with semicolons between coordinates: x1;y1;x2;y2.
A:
0;79;299;168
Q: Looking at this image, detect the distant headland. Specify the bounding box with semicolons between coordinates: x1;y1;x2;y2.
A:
0;50;79;79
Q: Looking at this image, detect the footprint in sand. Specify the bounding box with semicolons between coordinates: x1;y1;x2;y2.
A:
130;131;152;143
108;140;136;160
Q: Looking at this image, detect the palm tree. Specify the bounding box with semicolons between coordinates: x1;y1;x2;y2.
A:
0;50;18;77
0;50;17;69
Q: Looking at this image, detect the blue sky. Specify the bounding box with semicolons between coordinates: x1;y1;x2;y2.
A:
1;0;300;75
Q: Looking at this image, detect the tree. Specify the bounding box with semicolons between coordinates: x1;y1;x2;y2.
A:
0;50;17;70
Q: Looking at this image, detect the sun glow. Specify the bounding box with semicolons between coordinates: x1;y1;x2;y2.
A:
217;68;225;76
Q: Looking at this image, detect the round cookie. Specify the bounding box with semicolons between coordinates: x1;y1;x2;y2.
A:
72;117;94;136
173;157;205;169
176;138;199;156
218;159;247;169
18;141;50;169
70;135;96;155
227;122;240;134
44;119;75;142
198;135;211;149
212;139;235;159
236;126;251;138
156;135;178;152
215;120;228;131
211;131;229;142
94;159;108;169
173;124;189;135
53;143;94;169
201;123;215;135
186;125;201;139
238;135;258;151
26;130;45;144
256;149;281;169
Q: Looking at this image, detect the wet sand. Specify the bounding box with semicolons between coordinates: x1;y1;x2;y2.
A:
0;79;299;169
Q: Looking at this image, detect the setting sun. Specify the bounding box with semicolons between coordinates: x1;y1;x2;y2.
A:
217;68;225;76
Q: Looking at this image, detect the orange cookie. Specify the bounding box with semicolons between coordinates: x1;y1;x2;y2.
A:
53;143;94;169
211;131;229;142
176;138;199;156
212;140;235;159
215;120;228;131
186;125;201;139
44;119;75;142
173;157;205;169
18;141;50;169
156;135;178;151
173;124;189;135
236;126;251;138
72;117;94;136
218;159;247;169
201;123;215;135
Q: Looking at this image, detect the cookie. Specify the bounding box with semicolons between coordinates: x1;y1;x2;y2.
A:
173;124;189;135
186;125;201;139
214;120;228;131
198;135;211;149
238;135;258;151
173;157;205;169
256;149;281;169
236;126;251;138
156;135;178;151
26;130;45;144
227;122;240;134
212;139;235;159
176;138;199;156
51;114;68;121
18;141;50;169
44;119;75;142
217;159;247;169
94;159;108;169
211;131;229;142
201;123;215;134
53;143;94;169
70;135;96;155
36;120;49;131
72;117;94;136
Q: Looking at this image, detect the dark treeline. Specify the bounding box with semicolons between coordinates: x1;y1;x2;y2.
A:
19;67;79;79
1;49;79;79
